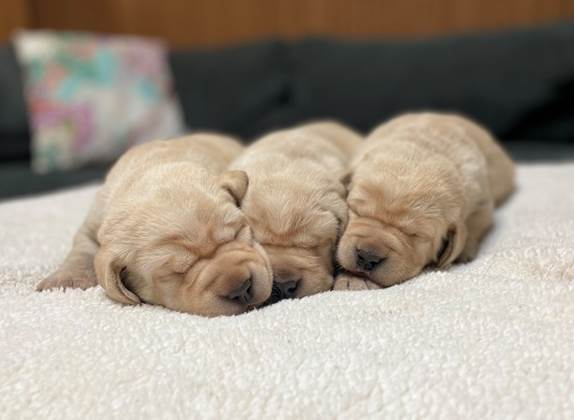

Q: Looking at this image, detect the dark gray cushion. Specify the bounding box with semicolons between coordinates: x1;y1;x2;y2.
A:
0;162;106;200
0;45;30;160
289;21;574;141
169;40;297;140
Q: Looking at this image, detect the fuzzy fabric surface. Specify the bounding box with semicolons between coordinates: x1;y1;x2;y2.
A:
1;163;573;419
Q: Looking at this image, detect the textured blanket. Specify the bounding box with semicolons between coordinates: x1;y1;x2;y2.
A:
1;163;573;419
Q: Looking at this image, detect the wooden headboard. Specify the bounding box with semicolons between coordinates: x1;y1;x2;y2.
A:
2;0;573;47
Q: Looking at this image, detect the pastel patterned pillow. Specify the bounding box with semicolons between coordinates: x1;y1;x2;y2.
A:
14;31;184;172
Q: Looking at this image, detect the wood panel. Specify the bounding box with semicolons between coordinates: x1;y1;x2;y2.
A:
3;0;574;47
0;0;29;41
561;0;574;14
447;0;566;32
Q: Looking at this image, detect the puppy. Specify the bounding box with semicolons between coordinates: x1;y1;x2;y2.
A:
37;134;273;317
336;112;515;288
230;121;362;302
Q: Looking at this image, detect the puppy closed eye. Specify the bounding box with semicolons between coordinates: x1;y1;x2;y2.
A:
171;265;191;276
400;225;432;242
404;230;422;239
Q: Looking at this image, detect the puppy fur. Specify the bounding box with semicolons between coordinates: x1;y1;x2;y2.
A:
230;121;362;299
337;112;515;288
37;134;273;317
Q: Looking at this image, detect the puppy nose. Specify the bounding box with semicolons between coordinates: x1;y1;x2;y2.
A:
227;277;252;305
355;248;384;271
274;279;299;300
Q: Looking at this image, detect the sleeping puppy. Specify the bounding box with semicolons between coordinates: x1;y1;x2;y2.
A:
230;121;362;302
336;112;515;288
37;134;273;317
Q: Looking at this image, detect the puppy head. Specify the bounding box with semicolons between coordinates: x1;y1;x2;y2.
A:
239;175;348;302
337;166;466;287
95;170;273;317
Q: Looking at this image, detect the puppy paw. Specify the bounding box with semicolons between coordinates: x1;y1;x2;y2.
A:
457;242;479;263
36;269;98;291
333;273;381;291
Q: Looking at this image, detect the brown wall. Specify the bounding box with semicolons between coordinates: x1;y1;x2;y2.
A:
2;0;574;47
0;0;28;41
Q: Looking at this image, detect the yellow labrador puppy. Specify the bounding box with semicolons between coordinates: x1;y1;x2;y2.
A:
336;112;515;289
230;121;362;302
37;134;273;317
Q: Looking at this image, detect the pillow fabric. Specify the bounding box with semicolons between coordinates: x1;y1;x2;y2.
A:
14;31;184;172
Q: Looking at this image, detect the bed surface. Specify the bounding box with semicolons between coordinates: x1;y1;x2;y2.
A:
1;163;573;418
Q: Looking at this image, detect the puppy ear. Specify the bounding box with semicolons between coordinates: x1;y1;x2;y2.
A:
94;247;140;305
219;170;249;206
436;223;468;268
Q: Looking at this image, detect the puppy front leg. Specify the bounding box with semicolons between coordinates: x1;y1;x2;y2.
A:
36;194;104;291
457;202;494;263
333;273;382;291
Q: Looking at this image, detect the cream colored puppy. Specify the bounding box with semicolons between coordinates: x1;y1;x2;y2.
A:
230;121;362;302
37;134;273;317
336;112;515;288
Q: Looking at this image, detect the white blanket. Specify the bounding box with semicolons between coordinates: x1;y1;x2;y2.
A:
1;163;573;419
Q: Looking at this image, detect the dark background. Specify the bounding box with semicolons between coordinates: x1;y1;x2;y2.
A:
1;1;574;200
